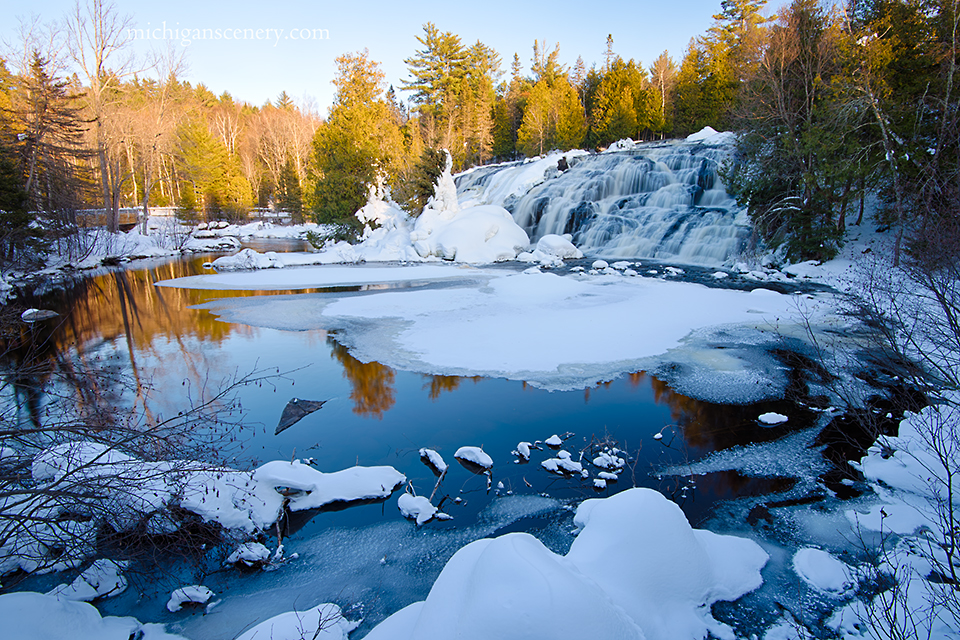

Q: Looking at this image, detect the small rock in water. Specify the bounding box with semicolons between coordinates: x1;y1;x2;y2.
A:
454;446;493;470
545;434;563;447
591;259;609;270
758;412;788;425
20;308;59;323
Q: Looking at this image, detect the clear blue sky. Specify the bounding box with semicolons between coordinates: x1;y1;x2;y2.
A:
4;0;737;114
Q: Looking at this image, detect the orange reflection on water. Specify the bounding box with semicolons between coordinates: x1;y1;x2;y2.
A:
328;338;396;418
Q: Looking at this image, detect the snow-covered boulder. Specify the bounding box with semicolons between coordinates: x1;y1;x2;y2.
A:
365;488;768;640
792;548;855;597
398;494;438;526
210;248;283;270
234;603;359;640
517;234;583;266
166;585;214;612
226;542;271;568
454;447;493;471
46;559;128;601
412;204;529;263
253;461;406;511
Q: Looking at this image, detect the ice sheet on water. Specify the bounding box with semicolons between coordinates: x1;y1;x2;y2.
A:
172;494;561;640
661;427;827;482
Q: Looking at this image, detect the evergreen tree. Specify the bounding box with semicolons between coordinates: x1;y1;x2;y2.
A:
311;50;404;232
17;52;89;218
726;0;851;260
277;157;303;222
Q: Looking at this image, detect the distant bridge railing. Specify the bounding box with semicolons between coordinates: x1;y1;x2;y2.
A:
75;206;299;228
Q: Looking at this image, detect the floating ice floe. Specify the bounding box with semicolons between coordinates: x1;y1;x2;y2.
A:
545;434;563;447
363;488;768;640
758;412;789;425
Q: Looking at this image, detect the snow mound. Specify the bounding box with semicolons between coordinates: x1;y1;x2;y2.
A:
234;603;359;640
412;203;529;263
792;548;855;597
366;489;767;640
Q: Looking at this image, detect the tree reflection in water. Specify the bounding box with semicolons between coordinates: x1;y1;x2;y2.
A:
328;337;396;418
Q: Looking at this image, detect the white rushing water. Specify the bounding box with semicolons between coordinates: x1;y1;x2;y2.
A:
456;139;749;265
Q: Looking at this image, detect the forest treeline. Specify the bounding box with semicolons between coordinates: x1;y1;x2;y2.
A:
0;0;957;264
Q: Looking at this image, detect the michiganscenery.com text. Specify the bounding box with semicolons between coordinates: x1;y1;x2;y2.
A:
127;22;330;47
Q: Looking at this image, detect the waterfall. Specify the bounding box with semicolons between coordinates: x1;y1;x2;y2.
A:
455;139;749;266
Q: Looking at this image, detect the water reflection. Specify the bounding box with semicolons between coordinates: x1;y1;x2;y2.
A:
1;254;815;521
328;337;396;418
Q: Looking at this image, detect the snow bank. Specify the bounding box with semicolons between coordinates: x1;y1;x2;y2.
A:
2;442;404;576
848;393;960;534
234;603;359;640
0;592;186;640
46;559;127;601
365;488;767;640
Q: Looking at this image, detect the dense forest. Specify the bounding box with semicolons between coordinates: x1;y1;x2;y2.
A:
0;0;958;265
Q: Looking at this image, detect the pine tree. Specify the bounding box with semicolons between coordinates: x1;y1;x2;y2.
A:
311;50;404;231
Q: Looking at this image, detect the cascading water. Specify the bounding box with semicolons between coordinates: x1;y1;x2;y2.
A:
456;138;750;266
